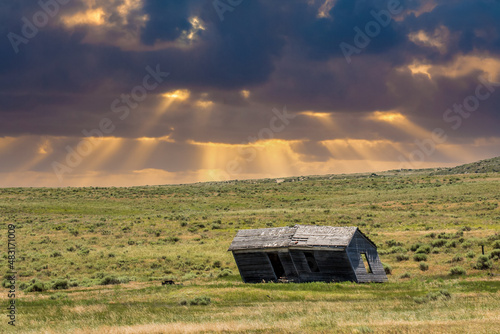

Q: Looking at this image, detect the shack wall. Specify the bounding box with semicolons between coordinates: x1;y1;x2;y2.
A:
346;231;387;283
289;249;356;282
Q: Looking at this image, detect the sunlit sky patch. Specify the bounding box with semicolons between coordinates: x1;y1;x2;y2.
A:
1;0;499;187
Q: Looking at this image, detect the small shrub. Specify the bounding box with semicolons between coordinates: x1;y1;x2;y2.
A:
382;263;392;275
461;241;472;249
414;290;451;304
416;245;431;254
451;254;463;263
189;296;211;306
100;276;121;285
400;272;411;279
396;254;409;262
419;262;429;271
388;246;406;254
431;239;446;248
489;249;500;260
492;240;500;249
52;279;69;290
410;243;422;252
217;269;233;278
167;236;180;243
413;254;427;262
449;266;466;276
445;240;457;248
50;251;63;258
25;281;46;292
50;292;68;300
356;326;374;333
474;255;492;270
386;239;403;247
466;251;475;259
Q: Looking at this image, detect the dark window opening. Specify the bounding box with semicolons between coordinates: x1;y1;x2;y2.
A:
361;253;373;273
304;251;320;272
267;252;285;278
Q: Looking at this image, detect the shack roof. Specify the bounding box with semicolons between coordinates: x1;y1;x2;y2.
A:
228;225;375;251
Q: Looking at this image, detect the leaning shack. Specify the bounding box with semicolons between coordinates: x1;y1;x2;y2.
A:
228;225;387;283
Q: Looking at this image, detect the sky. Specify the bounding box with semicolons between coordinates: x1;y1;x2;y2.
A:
1;0;499;187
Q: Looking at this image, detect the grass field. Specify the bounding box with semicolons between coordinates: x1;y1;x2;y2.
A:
1;166;500;333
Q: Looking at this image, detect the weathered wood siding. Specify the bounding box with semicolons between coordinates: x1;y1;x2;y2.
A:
232;252;277;283
278;251;299;278
346;231;388;283
289;249;356;282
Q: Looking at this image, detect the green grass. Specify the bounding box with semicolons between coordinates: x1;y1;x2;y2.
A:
1;169;500;333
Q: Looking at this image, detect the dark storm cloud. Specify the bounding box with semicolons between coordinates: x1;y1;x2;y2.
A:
0;0;499;144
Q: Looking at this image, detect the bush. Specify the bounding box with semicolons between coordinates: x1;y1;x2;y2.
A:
25;281;46;292
52;279;69;290
466;251;476;259
489;249;500;260
388;246;407;254
217;269;233;278
431;239;446;248
492;240;500;249
50;292;68;300
400;272;411;279
449;266;466;276
382;263;392;275
410;243;422;252
100;276;121;285
451;254;463;263
414;290;451;304
445;240;457;248
474;255;492;270
396;254;409;262
416;245;431;254
386;239;403;247
180;296;211;306
461;241;472;249
50;251;63;258
419;262;429;271
413;254;427;262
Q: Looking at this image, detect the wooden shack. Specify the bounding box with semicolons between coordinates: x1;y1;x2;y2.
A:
228;225;387;283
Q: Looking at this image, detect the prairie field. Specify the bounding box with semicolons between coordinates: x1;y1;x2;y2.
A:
1;169;500;333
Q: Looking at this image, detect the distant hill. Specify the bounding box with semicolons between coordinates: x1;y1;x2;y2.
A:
433;156;500;175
